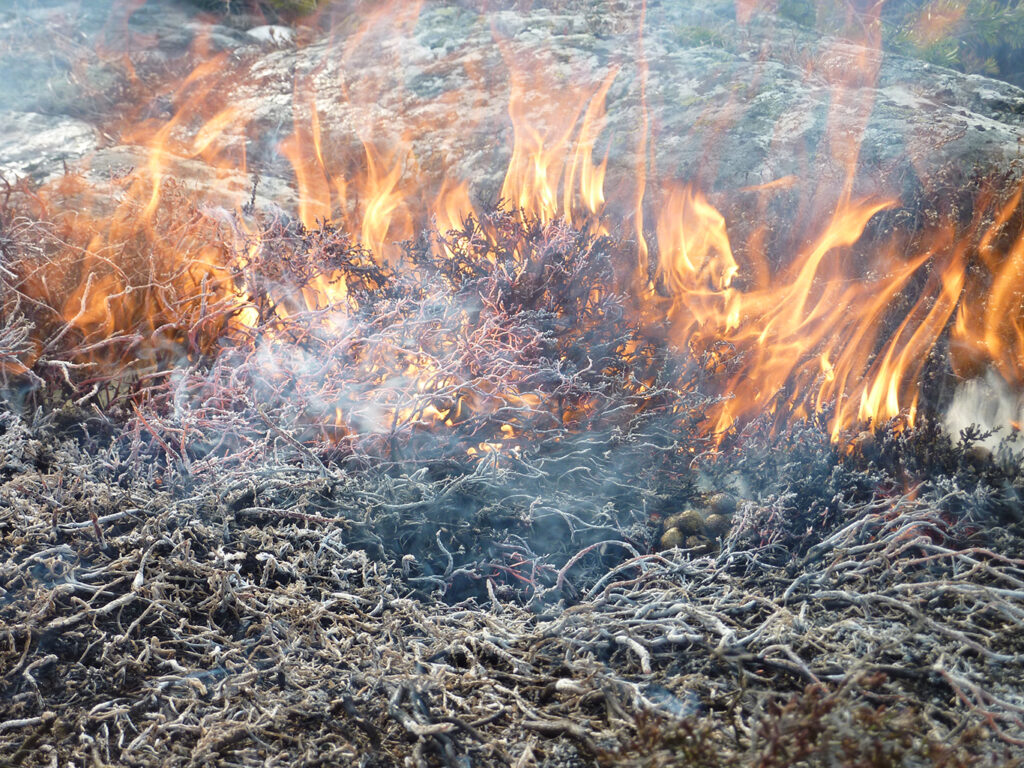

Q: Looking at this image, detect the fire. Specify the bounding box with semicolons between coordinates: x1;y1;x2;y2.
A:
279;98;416;265
654;185;738;297
950;183;1024;388
499;63;618;229
6;0;1024;449
432;179;475;241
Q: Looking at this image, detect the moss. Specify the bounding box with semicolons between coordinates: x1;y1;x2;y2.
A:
189;0;323;17
263;0;321;12
672;25;726;48
777;0;1024;82
777;0;817;28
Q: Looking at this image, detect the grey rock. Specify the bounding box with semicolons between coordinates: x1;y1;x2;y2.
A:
218;0;1024;216
1;0;1022;223
0;112;99;181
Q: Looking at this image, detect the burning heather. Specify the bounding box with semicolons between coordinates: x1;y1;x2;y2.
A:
2;0;1024;766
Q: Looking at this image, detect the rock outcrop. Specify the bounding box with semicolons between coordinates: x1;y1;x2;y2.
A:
2;0;1023;219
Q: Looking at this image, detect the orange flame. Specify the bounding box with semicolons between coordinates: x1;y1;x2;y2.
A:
12;0;1024;449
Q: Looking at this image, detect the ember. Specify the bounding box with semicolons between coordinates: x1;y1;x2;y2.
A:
1;1;1024;766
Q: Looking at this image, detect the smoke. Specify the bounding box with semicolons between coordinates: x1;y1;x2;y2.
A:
944;368;1024;449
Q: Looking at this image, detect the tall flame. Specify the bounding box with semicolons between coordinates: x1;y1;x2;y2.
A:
10;0;1024;446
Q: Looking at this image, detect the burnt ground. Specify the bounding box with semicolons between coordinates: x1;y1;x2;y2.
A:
2;399;1024;768
1;200;1024;767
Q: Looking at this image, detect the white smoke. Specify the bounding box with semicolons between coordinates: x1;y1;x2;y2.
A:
944;368;1024;449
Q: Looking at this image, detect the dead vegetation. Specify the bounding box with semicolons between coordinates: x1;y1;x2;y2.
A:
1;189;1024;766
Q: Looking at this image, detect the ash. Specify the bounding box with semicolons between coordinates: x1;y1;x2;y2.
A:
1;204;1023;767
